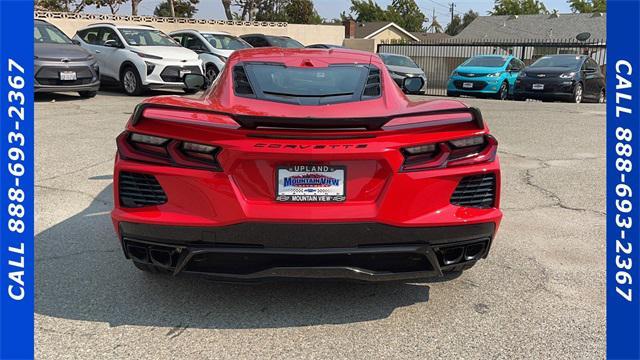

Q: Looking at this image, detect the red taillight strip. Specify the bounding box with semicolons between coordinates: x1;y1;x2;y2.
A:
400;135;498;172
117;131;222;171
141;107;240;129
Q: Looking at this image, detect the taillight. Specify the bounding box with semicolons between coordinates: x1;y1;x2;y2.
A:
117;131;222;171
401;135;497;172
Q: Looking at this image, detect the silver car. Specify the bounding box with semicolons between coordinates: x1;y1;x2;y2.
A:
35;19;100;97
379;53;427;95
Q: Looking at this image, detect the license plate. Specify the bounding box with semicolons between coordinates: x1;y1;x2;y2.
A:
179;69;191;78
276;165;345;202
59;71;77;81
462;82;473;88
532;83;544;90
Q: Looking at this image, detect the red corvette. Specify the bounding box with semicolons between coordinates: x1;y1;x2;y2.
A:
111;48;502;282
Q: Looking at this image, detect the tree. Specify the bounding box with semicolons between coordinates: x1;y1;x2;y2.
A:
37;0;88;13
93;0;127;14
221;0;233;19
131;0;142;15
568;0;606;12
349;0;388;22
489;0;549;15
425;15;443;33
283;0;322;24
387;0;426;32
154;0;199;17
445;14;463;35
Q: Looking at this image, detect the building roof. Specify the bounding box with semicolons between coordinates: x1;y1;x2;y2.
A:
410;32;452;42
456;13;606;41
354;21;420;41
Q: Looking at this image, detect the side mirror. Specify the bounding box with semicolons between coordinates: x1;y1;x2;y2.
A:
103;39;121;48
402;77;424;93
71;39;81;45
183;73;206;91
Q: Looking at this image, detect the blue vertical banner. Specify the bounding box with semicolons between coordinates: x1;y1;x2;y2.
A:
0;0;35;359
607;0;640;359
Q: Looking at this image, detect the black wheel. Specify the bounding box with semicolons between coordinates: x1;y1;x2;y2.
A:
572;83;584;103
597;88;606;103
121;66;144;96
446;90;459;97
205;64;219;86
496;81;508;100
513;95;525;101
78;91;97;98
132;261;170;274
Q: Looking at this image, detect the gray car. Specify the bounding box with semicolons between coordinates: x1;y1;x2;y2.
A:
35;19;100;97
379;53;427;95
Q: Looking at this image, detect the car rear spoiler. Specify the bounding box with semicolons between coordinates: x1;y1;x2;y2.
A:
130;103;485;131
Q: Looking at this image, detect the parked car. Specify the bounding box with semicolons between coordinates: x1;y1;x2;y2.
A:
73;23;203;95
306;44;344;49
34;19;100;98
378;53;427;95
170;30;251;85
240;34;304;48
112;48;501;282
514;54;605;103
447;55;524;100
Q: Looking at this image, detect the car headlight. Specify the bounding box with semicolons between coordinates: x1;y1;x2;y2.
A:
133;51;163;60
559;72;576;79
450;71;459;76
486;72;502;77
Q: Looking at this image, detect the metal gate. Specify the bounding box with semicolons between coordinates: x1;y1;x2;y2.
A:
378;39;606;96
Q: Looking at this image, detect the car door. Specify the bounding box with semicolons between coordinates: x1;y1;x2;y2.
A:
506;58;523;92
583;59;601;98
77;27;103;62
183;33;208;54
170;32;185;47
93;27;125;80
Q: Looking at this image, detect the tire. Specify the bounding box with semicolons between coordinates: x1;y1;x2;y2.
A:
132;261;170;274
205;64;219;86
447;90;459;97
572;83;584;103
495;81;509;100
78;91;97;98
121;66;144;96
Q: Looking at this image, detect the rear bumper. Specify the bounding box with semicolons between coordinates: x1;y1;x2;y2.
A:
34;79;100;93
118;221;497;281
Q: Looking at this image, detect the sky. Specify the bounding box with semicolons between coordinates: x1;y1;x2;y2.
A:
87;0;575;26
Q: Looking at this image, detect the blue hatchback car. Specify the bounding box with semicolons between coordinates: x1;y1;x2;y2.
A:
447;55;525;100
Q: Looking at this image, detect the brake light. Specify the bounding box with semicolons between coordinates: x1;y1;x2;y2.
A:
400;135;497;171
383;112;475;130
117;131;222;171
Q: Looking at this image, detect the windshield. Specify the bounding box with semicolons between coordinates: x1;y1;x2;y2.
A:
34;22;72;44
119;28;178;46
202;33;251;50
380;54;418;68
241;64;372;104
530;55;582;68
463;56;508;67
268;36;304;48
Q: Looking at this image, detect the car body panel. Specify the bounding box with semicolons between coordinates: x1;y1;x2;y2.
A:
112;48;502;281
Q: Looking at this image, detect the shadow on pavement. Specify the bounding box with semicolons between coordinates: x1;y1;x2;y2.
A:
36;182;431;329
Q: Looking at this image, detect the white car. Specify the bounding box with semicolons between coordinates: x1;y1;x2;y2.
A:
73;23;203;95
169;30;252;85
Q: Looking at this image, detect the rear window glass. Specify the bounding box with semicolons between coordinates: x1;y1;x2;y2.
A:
463;56;508;67
236;63;379;105
530;55;582;69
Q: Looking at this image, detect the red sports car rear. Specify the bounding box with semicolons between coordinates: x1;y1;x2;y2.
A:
111;48;502;282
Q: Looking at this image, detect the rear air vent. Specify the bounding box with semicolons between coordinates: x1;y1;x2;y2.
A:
119;172;167;208
363;66;381;98
451;173;496;208
233;65;254;96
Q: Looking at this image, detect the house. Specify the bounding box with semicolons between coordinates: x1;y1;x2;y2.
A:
455;12;606;41
410;32;451;42
342;20;419;51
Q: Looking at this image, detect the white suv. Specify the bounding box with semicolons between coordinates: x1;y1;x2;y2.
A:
169;30;251;85
74;23;203;95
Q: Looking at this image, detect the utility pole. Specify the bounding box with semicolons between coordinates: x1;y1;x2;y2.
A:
449;2;455;24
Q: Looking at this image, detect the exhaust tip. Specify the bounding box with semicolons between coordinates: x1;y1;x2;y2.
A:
441;246;464;265
149;248;173;268
464;242;486;261
127;244;149;263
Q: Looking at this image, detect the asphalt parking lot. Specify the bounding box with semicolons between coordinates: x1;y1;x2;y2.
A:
35;89;605;359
